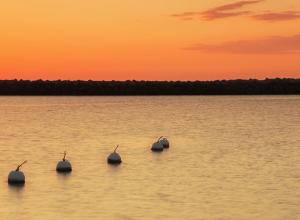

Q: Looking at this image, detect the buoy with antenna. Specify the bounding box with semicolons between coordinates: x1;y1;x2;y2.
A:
56;151;72;173
151;137;164;152
107;145;122;165
159;137;170;148
8;160;27;185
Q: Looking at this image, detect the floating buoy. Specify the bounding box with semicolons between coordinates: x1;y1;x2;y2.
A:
8;160;27;185
151;137;164;152
107;145;122;165
159;137;170;148
56;151;72;173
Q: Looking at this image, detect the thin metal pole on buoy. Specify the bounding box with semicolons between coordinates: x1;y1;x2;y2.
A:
16;160;27;171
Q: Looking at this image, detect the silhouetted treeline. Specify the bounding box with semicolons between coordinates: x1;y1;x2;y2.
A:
0;78;299;95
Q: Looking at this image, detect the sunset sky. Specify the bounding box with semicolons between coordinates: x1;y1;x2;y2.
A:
0;0;300;80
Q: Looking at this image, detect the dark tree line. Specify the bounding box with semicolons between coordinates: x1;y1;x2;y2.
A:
0;78;299;95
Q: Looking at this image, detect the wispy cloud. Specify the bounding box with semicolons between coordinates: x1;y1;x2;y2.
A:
251;11;300;21
201;10;251;20
171;0;300;22
184;35;300;54
171;11;200;20
202;0;262;20
171;0;263;21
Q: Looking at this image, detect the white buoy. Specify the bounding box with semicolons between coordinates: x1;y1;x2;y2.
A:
56;151;72;173
159;137;170;148
107;145;122;165
8;160;27;185
151;137;164;152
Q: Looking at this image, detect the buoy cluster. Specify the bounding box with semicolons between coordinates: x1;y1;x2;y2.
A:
151;136;170;152
7;137;170;185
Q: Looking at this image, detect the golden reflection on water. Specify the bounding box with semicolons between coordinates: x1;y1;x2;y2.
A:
0;96;300;220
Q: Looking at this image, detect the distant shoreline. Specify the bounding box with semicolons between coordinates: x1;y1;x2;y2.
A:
0;78;299;95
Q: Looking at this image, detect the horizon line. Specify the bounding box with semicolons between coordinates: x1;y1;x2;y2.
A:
0;77;299;82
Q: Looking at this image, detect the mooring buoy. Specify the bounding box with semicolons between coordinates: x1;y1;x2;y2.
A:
107;145;122;165
159;137;170;148
56;151;72;173
151;137;164;152
8;160;27;185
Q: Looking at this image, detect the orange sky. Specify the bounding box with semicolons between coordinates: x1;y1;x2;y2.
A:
0;0;300;80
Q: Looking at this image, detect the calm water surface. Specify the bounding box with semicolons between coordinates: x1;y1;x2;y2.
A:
0;96;299;220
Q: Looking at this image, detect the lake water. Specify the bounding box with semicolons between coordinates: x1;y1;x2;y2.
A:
0;96;299;220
